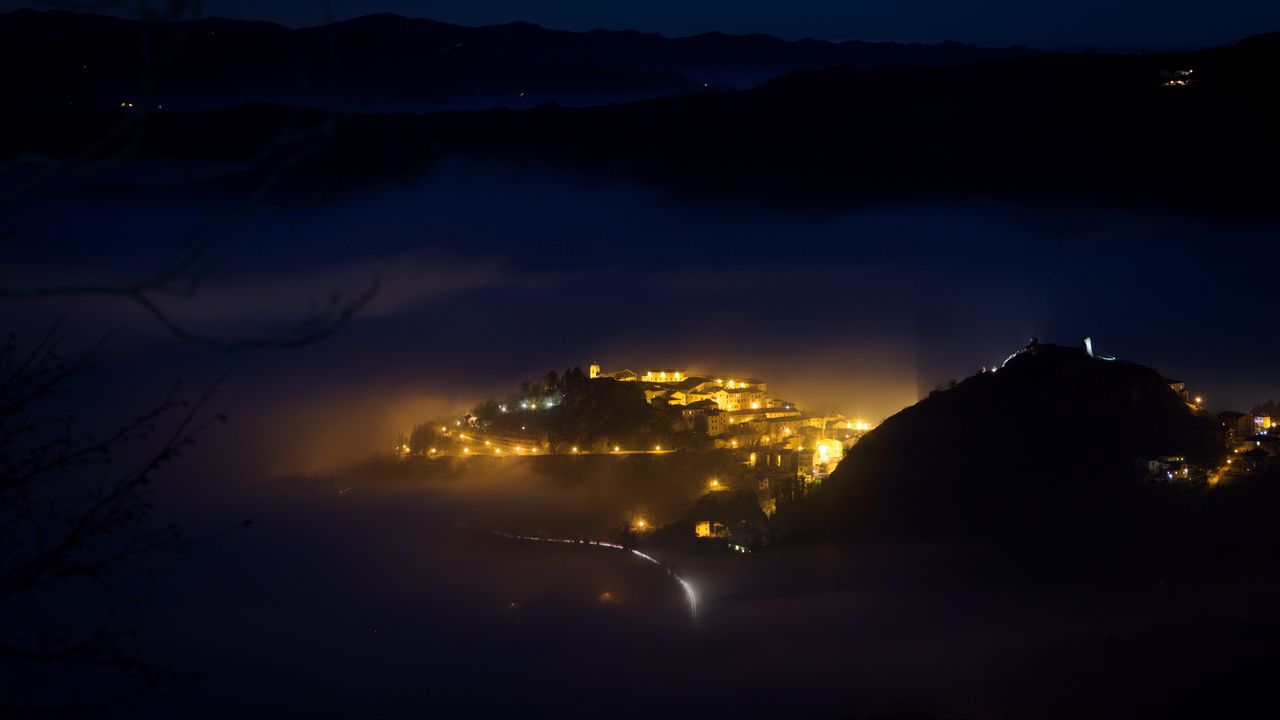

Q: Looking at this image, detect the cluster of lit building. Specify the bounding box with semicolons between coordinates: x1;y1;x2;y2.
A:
400;361;881;548
590;363;770;411
1215;411;1277;477
590;361;874;490
1141;397;1276;484
1161;68;1195;87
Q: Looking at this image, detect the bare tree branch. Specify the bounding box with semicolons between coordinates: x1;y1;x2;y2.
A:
0;1;377;354
0;330;221;713
0;3;378;710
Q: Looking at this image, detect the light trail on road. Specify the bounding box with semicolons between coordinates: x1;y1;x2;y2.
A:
492;530;697;623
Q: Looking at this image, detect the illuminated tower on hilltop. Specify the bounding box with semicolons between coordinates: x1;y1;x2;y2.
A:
589;362;601;379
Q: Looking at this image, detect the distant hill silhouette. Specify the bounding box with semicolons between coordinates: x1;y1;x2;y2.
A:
795;341;1224;551
3;18;1279;213
0;9;1033;111
400;32;1280;214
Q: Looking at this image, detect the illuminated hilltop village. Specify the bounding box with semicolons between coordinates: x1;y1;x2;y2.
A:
403;361;875;500
588;362;869;456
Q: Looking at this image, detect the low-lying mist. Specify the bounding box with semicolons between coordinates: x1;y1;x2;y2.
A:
112;466;1280;719
9;154;1278;486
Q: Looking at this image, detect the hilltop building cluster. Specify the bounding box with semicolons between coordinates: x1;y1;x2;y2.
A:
404;360;878;545
590;363;772;411
589;362;870;488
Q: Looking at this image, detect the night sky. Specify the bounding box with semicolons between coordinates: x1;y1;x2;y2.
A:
5;0;1280;48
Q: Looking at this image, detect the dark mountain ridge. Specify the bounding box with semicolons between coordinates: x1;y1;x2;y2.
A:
322;13;1035;84
0;9;1034;112
3;23;1279;215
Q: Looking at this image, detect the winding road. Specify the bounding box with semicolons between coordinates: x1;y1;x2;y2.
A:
492;530;698;623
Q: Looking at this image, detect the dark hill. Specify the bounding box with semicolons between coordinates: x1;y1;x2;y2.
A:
411;34;1280;214
0;9;1032;112
0;10;692;111
801;341;1223;547
3;24;1279;214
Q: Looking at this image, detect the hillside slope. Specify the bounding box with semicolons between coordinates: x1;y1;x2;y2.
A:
804;341;1223;545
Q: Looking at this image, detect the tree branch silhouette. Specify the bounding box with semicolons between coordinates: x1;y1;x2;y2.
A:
0;325;223;713
0;0;377;351
0;1;376;713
